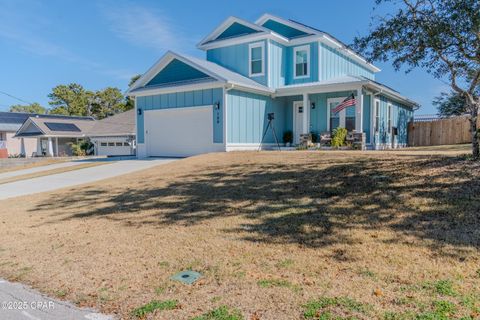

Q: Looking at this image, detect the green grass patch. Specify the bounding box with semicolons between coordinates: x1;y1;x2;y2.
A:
191;306;242;320
131;299;178;318
157;261;170;268
275;259;295;268
303;297;370;319
415;300;457;319
432;280;456;296
257;279;301;292
55;289;67;298
383;311;416;320
358;268;376;278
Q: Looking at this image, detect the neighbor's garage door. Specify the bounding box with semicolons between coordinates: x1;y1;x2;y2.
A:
145;105;219;157
97;142;131;156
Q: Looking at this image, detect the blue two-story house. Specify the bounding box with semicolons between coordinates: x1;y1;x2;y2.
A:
128;14;418;157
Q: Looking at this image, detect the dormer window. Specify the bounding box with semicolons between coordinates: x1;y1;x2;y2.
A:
249;42;264;77
294;45;310;79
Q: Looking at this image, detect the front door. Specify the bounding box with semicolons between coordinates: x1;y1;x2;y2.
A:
294;102;304;144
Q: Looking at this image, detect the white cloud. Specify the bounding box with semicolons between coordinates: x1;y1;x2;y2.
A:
103;3;195;53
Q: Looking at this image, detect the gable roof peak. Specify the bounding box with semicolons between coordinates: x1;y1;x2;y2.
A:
197;16;268;48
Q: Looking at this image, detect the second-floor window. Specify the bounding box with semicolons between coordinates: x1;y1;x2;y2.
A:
249;42;264;77
294;45;310;79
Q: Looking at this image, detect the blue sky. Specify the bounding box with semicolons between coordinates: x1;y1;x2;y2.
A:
0;0;448;114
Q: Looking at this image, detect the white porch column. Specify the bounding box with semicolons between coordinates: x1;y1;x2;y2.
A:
55;137;59;157
355;87;364;132
302;92;309;134
47;137;54;157
20;138;26;157
36;138;42;156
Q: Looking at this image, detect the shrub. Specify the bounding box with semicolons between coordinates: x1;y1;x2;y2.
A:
68;140;93;156
283;130;293;144
331;128;348;148
311;132;319;143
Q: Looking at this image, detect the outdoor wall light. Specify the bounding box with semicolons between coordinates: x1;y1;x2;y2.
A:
311;102;316;109
137;108;142;115
214;101;220;110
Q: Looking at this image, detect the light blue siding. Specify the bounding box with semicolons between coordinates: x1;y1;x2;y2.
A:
319;43;375;80
309;91;353;134
146;59;212;86
136;88;224;144
226;90;288;144
261;19;310;39
363;94;371;144
268;40;286;88
286;43;319;85
374;95;413;146
136;98;145;143
207;40;268;86
216;22;259;40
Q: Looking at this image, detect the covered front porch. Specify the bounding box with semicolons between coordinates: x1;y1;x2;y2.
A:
216;78;415;151
275;87;369;148
34;137;80;157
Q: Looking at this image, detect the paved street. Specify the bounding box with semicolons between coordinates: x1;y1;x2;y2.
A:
0;279;114;320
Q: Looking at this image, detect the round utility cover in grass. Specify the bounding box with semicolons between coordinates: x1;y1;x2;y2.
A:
170;271;201;285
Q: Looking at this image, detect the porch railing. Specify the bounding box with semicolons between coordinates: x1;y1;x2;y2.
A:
0;141;6;149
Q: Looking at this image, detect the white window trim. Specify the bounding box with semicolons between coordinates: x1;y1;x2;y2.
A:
387;103;393;132
293;45;310;79
374;99;380;133
248;42;265;77
326;97;348;131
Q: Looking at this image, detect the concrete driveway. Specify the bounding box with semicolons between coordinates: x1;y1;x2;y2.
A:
0;157;177;200
0;279;114;320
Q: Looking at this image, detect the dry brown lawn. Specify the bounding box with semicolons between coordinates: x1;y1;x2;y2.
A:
0;149;479;319
0;158;66;174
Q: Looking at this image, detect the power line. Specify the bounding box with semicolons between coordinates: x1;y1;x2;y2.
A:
0;90;33;105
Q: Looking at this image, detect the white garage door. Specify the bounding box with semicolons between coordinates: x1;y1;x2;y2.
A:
97;142;131;156
145;105;221;157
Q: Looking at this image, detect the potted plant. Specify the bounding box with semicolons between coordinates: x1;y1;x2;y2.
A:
311;132;320;148
283;130;293;147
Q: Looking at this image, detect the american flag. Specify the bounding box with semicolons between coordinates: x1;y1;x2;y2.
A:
332;94;356;114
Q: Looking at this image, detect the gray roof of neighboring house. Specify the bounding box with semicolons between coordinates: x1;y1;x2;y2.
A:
0;111;93;132
14;110;135;138
88;109;135;137
15;117;96;138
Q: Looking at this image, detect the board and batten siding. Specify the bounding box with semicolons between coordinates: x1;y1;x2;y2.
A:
374;95;413;146
319;43;375;81
136;88;224;144
286;42;319;85
207;41;268;86
268;40;286;88
226;89;288;144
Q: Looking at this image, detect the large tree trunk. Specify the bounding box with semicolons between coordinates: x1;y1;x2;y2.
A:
471;102;480;160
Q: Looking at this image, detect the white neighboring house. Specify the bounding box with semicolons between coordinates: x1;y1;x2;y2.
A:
88;109;136;156
0;112;38;158
13;109;136;157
